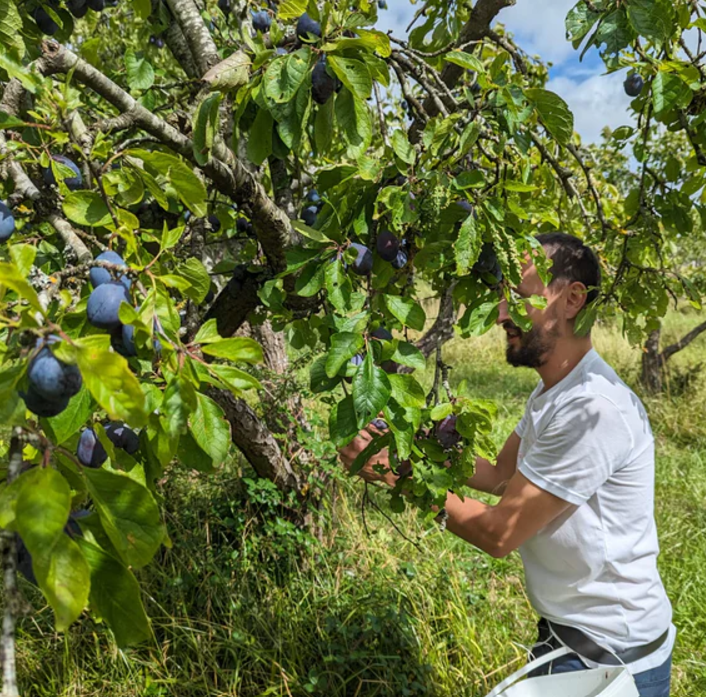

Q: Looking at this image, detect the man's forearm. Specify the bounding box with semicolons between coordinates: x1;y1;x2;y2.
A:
466;457;512;496
438;492;503;556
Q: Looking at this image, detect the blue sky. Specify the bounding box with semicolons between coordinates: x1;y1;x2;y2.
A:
377;0;634;143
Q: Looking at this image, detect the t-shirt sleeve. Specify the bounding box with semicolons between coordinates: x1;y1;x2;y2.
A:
518;395;634;506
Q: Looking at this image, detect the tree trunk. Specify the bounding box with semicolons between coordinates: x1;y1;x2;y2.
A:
640;328;663;393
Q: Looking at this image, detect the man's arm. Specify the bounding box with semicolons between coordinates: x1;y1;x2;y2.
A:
440;471;572;557
466;431;521;496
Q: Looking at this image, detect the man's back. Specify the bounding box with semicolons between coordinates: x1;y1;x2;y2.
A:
515;348;674;673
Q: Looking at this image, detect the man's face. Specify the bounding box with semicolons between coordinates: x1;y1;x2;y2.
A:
496;259;564;369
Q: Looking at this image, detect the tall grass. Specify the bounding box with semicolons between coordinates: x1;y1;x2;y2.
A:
11;310;706;696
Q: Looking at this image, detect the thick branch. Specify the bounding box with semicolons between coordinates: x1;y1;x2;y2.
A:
38;41;293;272
661;319;706;362
408;0;516;142
164;0;219;76
209;389;304;494
1;432;24;697
415;283;457;359
204;265;264;337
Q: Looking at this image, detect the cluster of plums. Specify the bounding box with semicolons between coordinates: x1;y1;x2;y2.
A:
77;421;139;467
376;229;409;270
32;0;117;36
43;154;83;190
21;336;83;417
347;327;398;375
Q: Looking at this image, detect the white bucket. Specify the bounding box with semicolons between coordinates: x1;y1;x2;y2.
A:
485;646;640;697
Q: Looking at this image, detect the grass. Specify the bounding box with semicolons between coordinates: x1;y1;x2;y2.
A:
11;309;706;696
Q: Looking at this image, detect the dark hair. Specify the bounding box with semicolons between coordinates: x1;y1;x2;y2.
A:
535;232;601;306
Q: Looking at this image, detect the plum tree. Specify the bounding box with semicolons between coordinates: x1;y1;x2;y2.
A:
296;12;321;42
77;428;108;468
376;229;400;262
302;205;318;226
27;344;82;401
104;422;140;455
350;243;373;275
623;73;643;97
86;281;130;330
311;58;337;105
32;7;59;35
89;250;131;290
208;213;221;232
236;217;253;235
43;155;83;190
436;415;460;450
252;10;271;33
0;201;15;242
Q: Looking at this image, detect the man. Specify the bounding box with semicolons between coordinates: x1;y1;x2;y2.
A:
339;233;674;696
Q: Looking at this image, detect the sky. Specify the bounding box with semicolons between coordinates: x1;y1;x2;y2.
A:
377;0;635;144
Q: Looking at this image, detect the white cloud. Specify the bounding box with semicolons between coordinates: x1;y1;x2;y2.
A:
499;0;578;65
548;72;633;144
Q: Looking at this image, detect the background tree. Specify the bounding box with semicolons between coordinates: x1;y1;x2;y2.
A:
0;0;705;694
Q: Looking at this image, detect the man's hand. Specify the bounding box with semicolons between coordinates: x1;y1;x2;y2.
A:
338;425;397;487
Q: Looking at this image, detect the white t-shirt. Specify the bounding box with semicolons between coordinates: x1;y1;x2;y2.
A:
515;348;675;674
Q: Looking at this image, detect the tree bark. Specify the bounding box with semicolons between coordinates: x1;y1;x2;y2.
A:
640;328;663;393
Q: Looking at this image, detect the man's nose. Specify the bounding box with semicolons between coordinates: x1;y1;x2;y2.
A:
497;297;509;325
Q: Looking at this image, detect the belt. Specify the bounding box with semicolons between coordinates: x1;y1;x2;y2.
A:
542;619;670;666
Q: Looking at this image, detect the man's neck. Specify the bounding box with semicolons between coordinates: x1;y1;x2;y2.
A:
537;338;593;392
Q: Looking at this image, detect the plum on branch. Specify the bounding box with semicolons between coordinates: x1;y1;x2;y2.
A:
77;428;107;468
311;58;338;105
436;415;461;450
376;229;400;262
624;73;644;97
296;12;321;42
28;342;82;401
252;10;271;33
86;281;130;330
89;250;131;290
43;155;83;190
0;201;16;242
350;243;373;275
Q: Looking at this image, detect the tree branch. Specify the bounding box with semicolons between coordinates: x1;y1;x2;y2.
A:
660;319;706;362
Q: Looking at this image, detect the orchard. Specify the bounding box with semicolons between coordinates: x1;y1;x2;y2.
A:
0;0;705;694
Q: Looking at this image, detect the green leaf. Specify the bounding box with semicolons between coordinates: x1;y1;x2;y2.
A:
124;50;155;91
391;130;416;165
9;244;36;277
190;393;231;466
325;259;354;313
177;431;216;473
384;295;426;332
352;353;391;427
78;539;153;647
15;467;71;557
0;0;23;54
327;56;372;101
458;300;499;338
33;535;90;631
208;364;262;393
84;468;165;568
525;88;574;145
277;0;307;20
193;319;222;344
627;0;675;44
325;332;364;378
0;262;44;313
309;356;341;393
247;108;274;166
264;48;311;104
201;337;263;364
192;92;222;166
202;51;251;92
43;388;93;445
454;212;481;275
314;97;335;154
161;375;197;437
444;51;484;72
62;192;112;227
328;395;359;447
76;344;148;428
131;0;151;20
177;257;211;303
565;1;602;48
335;89;372;158
388;373;426;409
652;72;692;113
390;341;426;371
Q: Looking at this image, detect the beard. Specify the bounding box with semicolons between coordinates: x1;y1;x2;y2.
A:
504;321;559;369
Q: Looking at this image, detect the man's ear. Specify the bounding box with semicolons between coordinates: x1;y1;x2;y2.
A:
565;281;588;320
